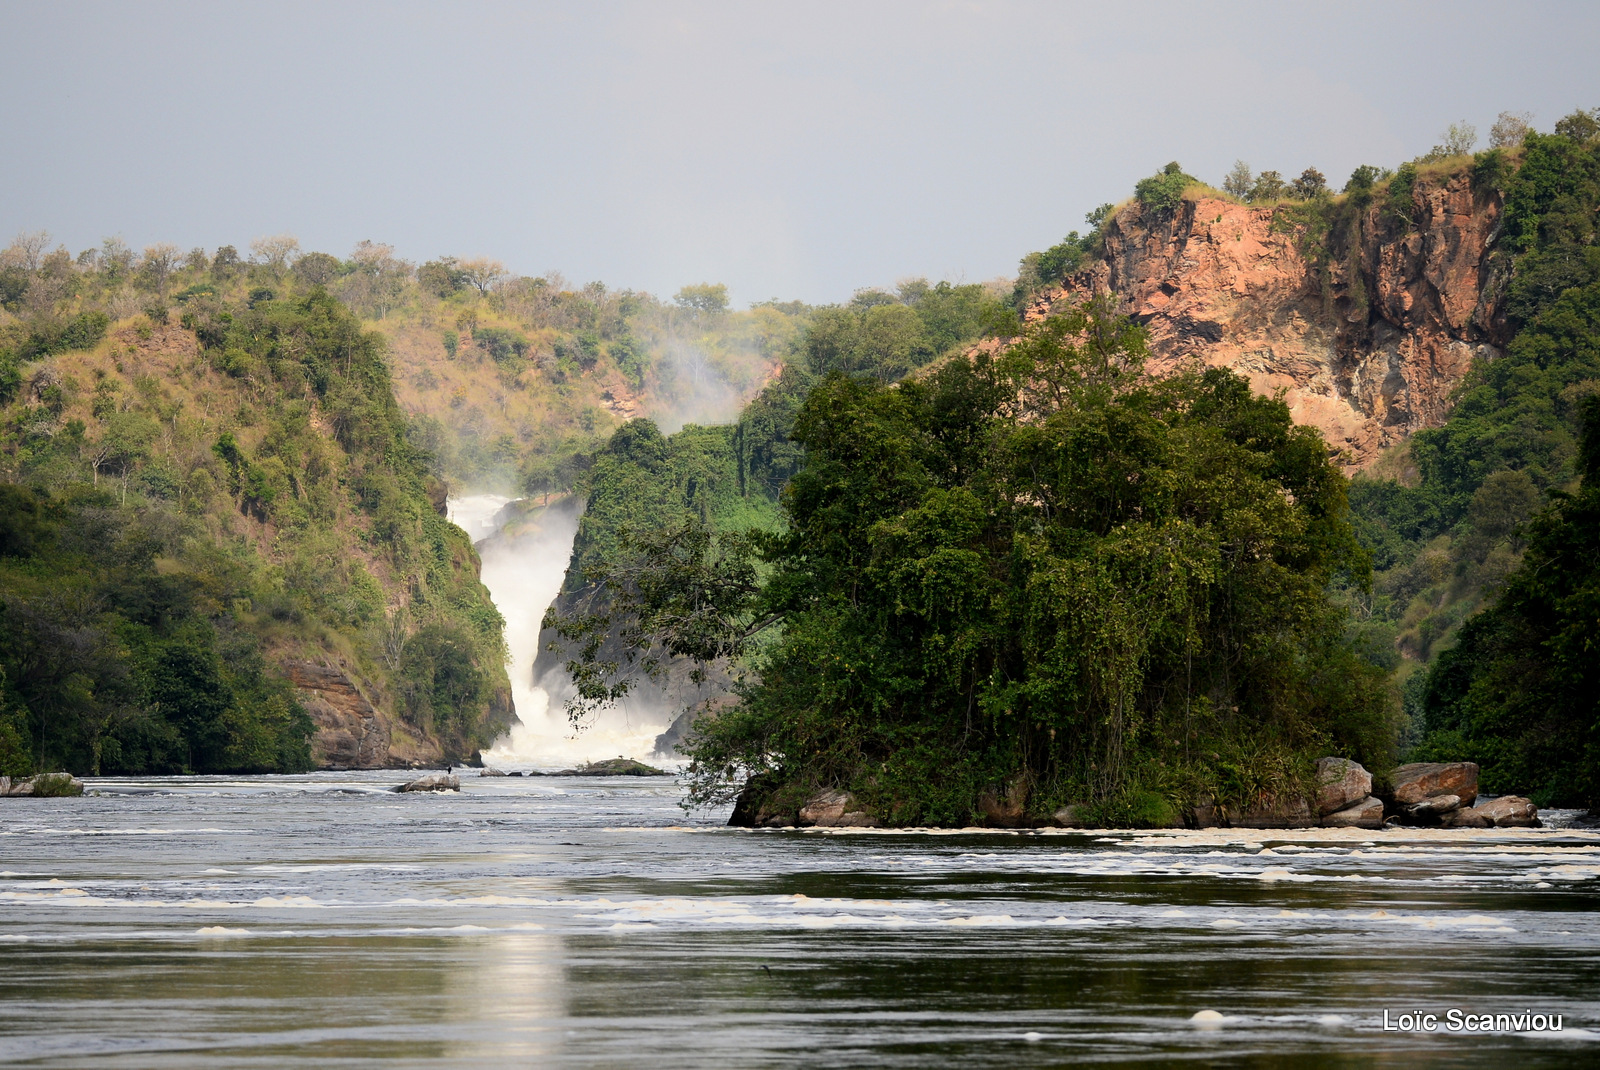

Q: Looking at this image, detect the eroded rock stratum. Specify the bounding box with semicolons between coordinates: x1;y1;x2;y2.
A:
1042;169;1504;467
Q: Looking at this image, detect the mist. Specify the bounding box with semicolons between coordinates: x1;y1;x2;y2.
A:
448;494;673;769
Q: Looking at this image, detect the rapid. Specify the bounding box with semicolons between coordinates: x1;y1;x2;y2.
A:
2;774;1598;1066
3;499;1596;1066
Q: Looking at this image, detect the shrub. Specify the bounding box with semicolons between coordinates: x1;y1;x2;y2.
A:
1134;161;1197;215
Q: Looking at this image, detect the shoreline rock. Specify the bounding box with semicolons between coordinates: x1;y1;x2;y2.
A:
1322;796;1385;828
1390;762;1479;808
1316;758;1373;817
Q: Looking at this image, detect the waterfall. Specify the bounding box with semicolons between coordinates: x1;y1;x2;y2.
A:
447;494;674;770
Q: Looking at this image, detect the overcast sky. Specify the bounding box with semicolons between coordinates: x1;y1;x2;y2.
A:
3;1;1598;306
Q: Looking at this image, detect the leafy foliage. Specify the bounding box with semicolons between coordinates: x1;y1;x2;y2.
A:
563;301;1394;826
1411;399;1600;806
0;279;513;772
1134;162;1198;215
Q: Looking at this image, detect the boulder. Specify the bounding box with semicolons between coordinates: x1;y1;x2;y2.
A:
1321;796;1384;828
393;773;459;793
1441;807;1491;828
1407;793;1463;817
479;768;508;777
1391;762;1479;807
795;789;881;828
1227;794;1316;829
1475;795;1539;828
799;789;846;825
1315;758;1372;816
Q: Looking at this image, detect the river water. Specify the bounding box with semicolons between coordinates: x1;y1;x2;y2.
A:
3;773;1598;1067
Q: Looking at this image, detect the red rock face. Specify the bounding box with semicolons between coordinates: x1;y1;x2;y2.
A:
1044;170;1504;468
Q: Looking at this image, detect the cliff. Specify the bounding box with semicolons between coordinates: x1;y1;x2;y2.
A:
1040;166;1506;467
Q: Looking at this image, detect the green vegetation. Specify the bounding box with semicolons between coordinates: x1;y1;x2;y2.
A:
560;300;1392;825
543;278;1003;716
1412;398;1600;806
1134;162;1200;215
1337;111;1600;803
0;241;512;774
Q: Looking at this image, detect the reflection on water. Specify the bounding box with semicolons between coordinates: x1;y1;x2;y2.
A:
2;773;1598;1066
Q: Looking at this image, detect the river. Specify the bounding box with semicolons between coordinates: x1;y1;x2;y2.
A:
2;773;1598;1066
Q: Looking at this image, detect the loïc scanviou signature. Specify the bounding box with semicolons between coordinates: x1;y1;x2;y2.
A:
1382;1009;1566;1033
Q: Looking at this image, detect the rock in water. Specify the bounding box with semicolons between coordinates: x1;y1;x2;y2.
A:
1315;757;1372;816
1391;762;1479;807
479;768;508;777
550;758;669;776
394;773;460;793
1441;807;1491;828
1321;796;1384;828
1407;794;1463;817
1474;795;1539;828
1;773;84;797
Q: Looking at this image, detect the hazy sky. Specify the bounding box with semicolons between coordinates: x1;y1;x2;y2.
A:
4;1;1598;305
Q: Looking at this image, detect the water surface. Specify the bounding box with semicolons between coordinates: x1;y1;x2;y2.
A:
3;773;1598;1067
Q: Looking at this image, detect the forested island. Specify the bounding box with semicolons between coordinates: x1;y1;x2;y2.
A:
550;110;1600;824
3;109;1598;825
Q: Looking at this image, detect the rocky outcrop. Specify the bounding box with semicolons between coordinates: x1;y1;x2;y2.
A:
1047;169;1505;468
283;659;442;769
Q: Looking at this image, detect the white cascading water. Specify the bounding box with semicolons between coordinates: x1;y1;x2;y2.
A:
446;494;674;770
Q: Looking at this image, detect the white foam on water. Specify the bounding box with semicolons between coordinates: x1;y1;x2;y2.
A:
448;494;676;770
195;926;250;936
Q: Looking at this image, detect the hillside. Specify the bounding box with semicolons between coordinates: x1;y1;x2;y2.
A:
0;260;513;774
333;254;809;498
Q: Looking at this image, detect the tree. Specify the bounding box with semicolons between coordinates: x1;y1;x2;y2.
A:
1290;167;1327;199
674;283;730;316
1489;110;1533;149
293;252;341;286
211;245;241;278
1553;107;1600;144
1248;170;1286;203
250;234;301;271
1222;160;1253;200
1428;121;1478;160
137;243;180;296
418;257;465;298
458;257;506;296
561;299;1392;826
0;230;50;272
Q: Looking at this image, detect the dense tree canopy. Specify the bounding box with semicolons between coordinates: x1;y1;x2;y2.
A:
566;301;1393;826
